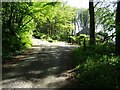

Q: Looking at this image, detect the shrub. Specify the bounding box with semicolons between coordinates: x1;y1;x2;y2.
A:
47;37;54;42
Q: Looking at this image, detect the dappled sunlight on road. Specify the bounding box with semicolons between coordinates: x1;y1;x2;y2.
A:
2;38;80;88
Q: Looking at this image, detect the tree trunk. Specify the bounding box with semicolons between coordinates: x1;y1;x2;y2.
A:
115;1;120;55
89;0;95;44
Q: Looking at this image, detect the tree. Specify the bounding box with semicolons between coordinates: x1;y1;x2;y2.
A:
89;0;95;44
2;2;78;63
94;1;116;43
77;9;89;35
115;1;120;55
2;2;36;62
33;2;77;41
95;7;115;42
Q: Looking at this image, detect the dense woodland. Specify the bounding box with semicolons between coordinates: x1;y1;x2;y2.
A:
2;0;120;88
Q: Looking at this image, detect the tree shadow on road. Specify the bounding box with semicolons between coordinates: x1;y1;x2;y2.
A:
2;45;80;88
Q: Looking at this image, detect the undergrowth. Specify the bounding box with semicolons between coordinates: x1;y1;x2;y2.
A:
72;42;120;88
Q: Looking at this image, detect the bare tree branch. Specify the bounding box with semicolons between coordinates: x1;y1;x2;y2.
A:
94;1;100;8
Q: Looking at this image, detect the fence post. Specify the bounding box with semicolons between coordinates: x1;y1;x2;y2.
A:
83;37;86;52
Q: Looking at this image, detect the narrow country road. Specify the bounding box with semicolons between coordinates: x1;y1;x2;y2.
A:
2;38;79;89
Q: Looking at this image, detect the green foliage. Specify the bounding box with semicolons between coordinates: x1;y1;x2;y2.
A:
95;7;115;30
3;2;73;62
2;2;36;62
72;43;120;88
69;36;76;41
33;31;47;39
47;37;54;42
95;7;115;42
68;34;90;45
33;2;78;41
